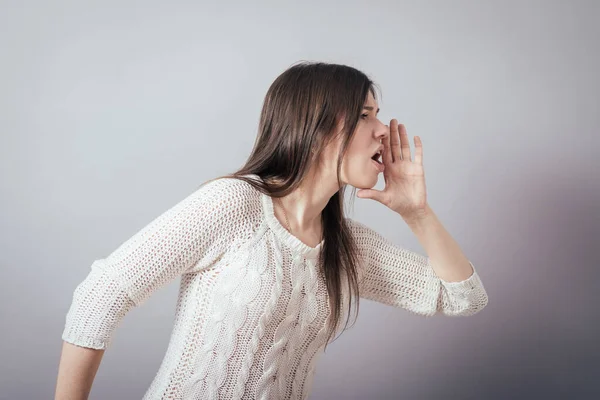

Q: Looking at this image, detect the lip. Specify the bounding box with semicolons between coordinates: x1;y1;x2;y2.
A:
370;145;385;173
372;145;384;158
371;159;385;173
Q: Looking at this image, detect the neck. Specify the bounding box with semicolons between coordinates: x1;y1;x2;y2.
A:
273;168;340;233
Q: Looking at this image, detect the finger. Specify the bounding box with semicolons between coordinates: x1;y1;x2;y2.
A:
356;188;384;202
382;125;393;165
398;123;412;162
414;136;423;165
389;119;401;162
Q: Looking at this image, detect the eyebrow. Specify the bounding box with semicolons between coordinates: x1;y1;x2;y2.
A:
363;106;380;114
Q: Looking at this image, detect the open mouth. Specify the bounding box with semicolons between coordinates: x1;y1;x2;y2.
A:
371;148;384;172
371;149;383;164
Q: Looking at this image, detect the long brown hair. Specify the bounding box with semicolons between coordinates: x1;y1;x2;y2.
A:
204;61;380;347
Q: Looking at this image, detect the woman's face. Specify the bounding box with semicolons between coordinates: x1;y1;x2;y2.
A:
339;91;390;189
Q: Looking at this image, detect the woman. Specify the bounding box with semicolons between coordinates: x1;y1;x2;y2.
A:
55;61;488;399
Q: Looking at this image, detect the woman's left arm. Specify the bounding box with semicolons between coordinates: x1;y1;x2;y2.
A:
347;217;488;317
354;119;488;316
402;203;475;284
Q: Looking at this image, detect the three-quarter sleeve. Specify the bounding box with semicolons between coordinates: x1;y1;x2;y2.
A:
347;218;488;317
61;178;252;350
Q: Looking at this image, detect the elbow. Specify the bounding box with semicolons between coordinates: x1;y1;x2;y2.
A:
61;275;136;351
438;291;489;317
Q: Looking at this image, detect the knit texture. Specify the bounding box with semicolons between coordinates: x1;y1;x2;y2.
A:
62;174;488;399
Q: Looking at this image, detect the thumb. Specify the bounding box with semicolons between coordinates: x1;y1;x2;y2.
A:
356;189;384;202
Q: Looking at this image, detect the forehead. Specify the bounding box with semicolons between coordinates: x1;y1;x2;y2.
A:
364;91;378;107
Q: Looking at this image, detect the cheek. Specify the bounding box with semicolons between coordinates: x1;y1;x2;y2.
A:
339;132;376;179
345;139;364;159
341;151;371;177
346;143;369;164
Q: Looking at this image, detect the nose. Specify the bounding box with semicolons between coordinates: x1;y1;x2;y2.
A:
375;121;389;142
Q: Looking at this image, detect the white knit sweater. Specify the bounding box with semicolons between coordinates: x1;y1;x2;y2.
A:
61;174;488;399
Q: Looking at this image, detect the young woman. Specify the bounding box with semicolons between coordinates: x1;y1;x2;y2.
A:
56;61;488;399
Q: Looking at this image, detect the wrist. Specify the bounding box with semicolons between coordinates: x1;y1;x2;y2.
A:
400;204;432;226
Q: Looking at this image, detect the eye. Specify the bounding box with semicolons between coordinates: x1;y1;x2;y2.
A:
360;113;369;119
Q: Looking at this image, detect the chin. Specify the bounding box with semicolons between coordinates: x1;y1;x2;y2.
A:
350;170;379;189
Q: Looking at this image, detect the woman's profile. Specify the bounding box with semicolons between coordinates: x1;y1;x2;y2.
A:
55;61;488;399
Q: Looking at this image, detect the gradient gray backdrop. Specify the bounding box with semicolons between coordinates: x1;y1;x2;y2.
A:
1;0;598;399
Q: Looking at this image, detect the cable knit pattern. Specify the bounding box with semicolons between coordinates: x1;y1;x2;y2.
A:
61;173;488;399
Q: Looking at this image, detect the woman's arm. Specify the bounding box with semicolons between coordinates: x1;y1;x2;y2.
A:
55;341;105;400
346;217;488;316
61;178;254;350
56;177;256;397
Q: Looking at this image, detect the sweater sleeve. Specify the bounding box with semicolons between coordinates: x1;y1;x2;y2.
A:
347;218;488;317
61;177;251;350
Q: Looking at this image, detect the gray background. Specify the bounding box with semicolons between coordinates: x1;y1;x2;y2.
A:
1;0;598;399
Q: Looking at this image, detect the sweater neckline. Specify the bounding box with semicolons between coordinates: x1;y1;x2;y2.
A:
248;174;323;259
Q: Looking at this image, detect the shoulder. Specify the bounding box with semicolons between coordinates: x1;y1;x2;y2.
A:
345;217;372;237
344;217;373;251
193;175;264;220
344;216;390;256
195;176;260;200
196;175;259;195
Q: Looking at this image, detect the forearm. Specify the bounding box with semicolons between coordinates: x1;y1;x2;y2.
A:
402;204;474;283
55;341;105;400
